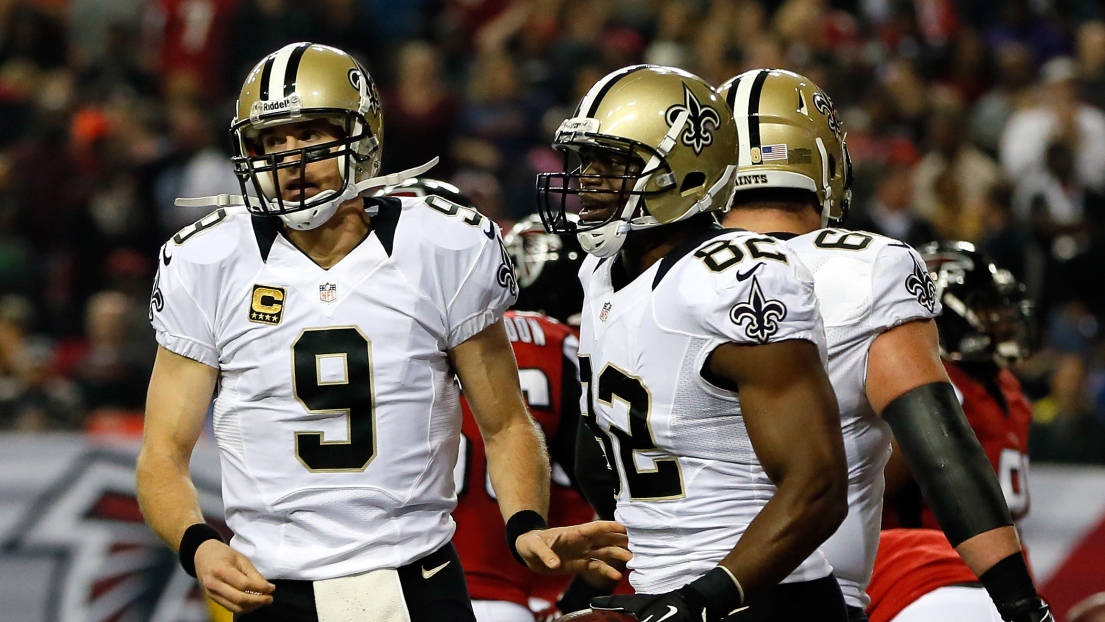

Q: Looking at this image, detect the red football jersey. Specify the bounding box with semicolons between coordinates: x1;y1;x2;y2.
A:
872;362;1034;619
452;311;593;606
885;361;1032;528
144;0;235;95
866;529;981;622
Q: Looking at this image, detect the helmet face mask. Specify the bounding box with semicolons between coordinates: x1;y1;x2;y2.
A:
537;65;738;257
919;241;1034;367
233;113;371;217
537;143;662;236
504;214;586;326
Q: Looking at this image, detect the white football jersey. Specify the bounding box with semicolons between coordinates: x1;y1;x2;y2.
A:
149;196;517;581
578;229;830;594
783;229;940;609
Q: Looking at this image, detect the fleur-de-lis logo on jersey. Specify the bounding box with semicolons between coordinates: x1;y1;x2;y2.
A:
665;84;721;156
729;276;788;344
905;257;937;313
496;236;518;296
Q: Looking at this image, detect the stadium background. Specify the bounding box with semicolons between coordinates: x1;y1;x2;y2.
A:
0;0;1103;620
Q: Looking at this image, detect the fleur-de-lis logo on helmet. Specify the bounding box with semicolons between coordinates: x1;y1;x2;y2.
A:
812;89;842;135
729;276;789;344
665;84;721;156
905;256;937;313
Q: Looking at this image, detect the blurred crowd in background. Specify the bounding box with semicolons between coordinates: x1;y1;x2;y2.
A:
1;0;1105;463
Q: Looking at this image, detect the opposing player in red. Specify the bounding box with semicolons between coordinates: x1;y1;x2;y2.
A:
869;241;1037;622
386;178;593;622
457;213;593;622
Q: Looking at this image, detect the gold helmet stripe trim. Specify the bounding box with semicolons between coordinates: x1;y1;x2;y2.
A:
745;69;769;157
282;43;310;98
580;64;648;117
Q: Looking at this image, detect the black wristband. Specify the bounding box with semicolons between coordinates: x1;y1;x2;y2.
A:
684;567;745;620
979;552;1040;619
178;523;225;577
504;510;548;566
558;573;616;614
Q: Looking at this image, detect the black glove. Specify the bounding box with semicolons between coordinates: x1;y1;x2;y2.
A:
591;589;706;622
1000;598;1053;622
591;567;743;622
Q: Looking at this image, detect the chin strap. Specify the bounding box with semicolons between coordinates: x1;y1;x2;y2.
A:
174;157;439;210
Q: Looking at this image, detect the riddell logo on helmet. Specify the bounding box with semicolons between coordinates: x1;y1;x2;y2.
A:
250;94;301;120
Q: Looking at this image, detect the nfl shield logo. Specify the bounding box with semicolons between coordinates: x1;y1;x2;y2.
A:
599;302;612;322
319;283;337;303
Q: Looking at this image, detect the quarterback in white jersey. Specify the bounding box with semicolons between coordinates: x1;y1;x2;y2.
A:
137;43;628;621
150;197;515;579
538;65;850;622
720;68;1052;622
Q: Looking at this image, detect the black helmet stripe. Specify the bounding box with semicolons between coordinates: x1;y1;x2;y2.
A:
581;65;649;117
261;43;310;102
729;69;768;167
259;56;275;100
745;69;769;159
284;43;310;97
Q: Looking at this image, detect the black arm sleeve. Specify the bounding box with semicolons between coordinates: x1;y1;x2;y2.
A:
574;417;619;520
883;382;1014;546
549;352;583;488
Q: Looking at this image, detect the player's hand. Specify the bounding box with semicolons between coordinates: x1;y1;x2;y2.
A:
193;539;275;614
592;590;708;622
515;520;631;579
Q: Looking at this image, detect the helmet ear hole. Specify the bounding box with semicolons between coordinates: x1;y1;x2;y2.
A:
680;171;706;193
827;153;837;178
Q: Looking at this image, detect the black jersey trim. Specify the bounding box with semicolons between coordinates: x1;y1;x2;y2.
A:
251;214;281;262
652;224;729;289
369;196;402;257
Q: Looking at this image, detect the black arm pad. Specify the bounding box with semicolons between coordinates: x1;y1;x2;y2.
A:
883;381;1013;546
574;418;619;521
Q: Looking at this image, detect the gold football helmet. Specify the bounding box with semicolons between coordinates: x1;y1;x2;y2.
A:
537;65;738;257
177;43;436;229
230;43;384;229
717;69;852;225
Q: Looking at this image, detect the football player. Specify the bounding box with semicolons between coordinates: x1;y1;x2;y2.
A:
136;43;628;621
717;68;1051;622
382;179;594;622
867;242;1037;622
538;64;850;622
